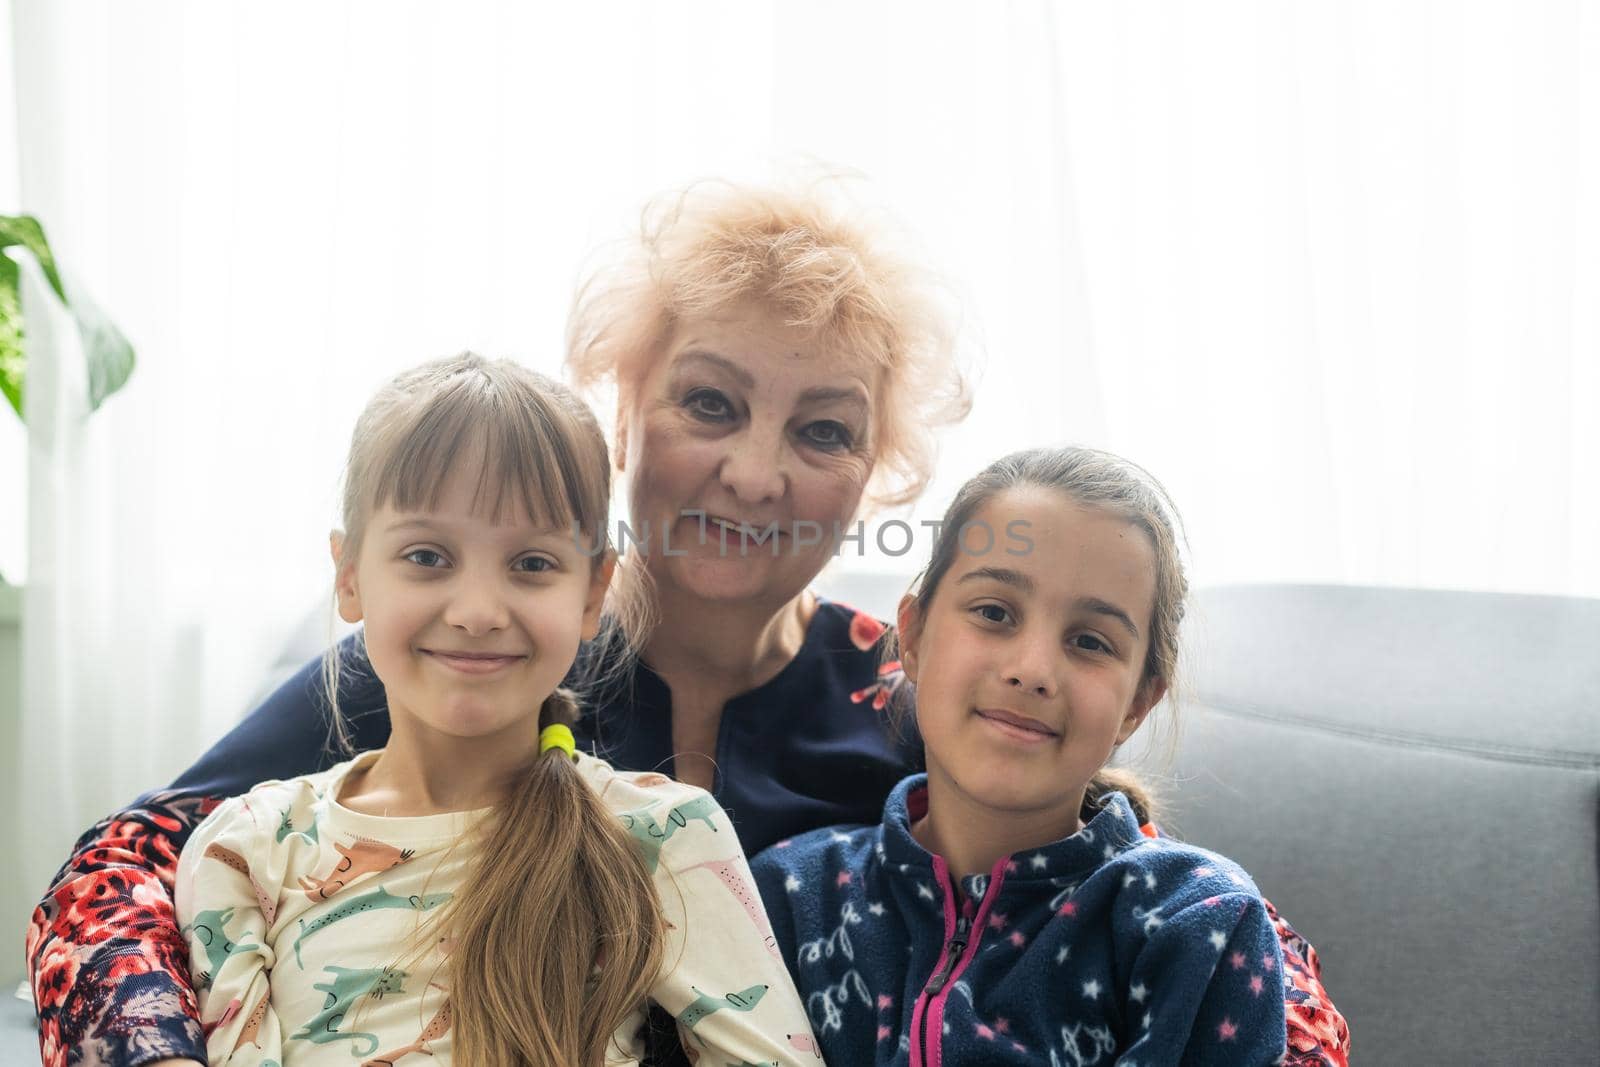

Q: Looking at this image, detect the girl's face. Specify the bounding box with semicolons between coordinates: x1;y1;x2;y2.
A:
898;486;1167;828
333;458;611;745
617;298;878;608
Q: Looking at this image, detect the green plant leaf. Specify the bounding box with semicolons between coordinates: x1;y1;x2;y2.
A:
64;274;136;412
0;216;137;419
0;253;23;418
0;215;67;304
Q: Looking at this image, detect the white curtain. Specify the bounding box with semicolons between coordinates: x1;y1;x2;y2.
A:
6;0;1597;961
1042;2;1599;605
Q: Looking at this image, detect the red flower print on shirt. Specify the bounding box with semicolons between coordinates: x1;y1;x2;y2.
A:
847;609;888;650
850;661;908;712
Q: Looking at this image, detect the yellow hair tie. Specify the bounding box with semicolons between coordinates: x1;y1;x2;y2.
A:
539;723;577;761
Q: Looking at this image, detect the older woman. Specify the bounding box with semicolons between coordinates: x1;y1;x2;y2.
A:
27;182;1348;1067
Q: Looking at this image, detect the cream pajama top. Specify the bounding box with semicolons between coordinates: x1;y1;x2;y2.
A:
174;750;820;1066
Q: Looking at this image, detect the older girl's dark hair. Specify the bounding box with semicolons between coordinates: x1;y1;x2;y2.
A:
894;445;1189;824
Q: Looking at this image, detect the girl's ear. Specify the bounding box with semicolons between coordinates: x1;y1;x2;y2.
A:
580;550;617;641
895;593;924;683
1116;677;1168;745
330;531;363;624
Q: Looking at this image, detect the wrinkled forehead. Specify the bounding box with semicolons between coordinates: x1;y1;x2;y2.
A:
631;297;888;395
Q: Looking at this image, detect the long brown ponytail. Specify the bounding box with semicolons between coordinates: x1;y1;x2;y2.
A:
447;688;664;1065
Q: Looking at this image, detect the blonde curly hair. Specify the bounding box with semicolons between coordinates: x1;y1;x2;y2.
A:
566;176;972;510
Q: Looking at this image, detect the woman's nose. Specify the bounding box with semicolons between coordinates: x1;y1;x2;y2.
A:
718;427;787;505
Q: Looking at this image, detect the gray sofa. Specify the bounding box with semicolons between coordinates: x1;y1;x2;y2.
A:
10;583;1597;1065
1165;584;1599;1065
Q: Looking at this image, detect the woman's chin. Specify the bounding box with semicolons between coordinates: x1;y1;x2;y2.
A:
657;552;807;607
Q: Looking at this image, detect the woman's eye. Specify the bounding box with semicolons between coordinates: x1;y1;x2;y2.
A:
404;549;447;568
684;388;733;421
974;603;1012;625
802;420;853;450
513;556;555;574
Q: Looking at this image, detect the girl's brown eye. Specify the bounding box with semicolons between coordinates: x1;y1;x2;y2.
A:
1074;634;1110;653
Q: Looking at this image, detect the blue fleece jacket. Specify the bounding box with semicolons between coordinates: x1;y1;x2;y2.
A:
751;775;1287;1067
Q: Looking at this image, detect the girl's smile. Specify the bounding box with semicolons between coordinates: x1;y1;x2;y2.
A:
420;649;530;675
973;706;1061;744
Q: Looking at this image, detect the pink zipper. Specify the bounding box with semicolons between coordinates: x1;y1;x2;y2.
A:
908;854;1010;1067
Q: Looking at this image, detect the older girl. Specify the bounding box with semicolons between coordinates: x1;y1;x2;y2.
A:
753;447;1290;1065
174;354;814;1066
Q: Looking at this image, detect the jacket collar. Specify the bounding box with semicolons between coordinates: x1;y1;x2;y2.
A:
878;773;1149;896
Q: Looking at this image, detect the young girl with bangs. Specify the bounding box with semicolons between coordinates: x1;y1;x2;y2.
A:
752;446;1290;1066
173;354;817;1066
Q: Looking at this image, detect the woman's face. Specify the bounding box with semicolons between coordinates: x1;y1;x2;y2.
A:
618;298;878;609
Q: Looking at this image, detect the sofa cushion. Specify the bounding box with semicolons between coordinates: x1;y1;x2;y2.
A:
1162;584;1599;1065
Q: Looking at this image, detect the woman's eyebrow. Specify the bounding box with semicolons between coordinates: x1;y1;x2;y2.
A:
674;349;755;388
798;385;869;409
675;350;869;408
